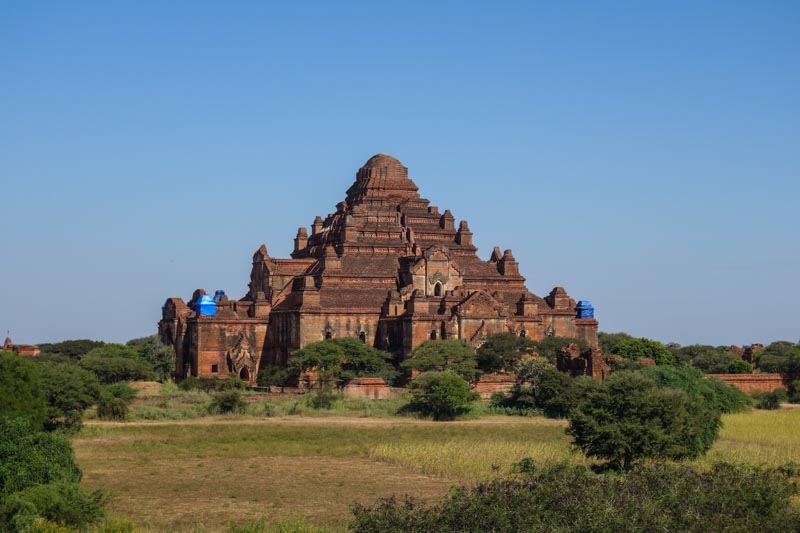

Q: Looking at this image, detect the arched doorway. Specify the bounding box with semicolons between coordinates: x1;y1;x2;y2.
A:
434;282;443;297
239;368;250;382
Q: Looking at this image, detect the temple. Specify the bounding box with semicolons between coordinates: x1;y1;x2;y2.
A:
159;154;598;384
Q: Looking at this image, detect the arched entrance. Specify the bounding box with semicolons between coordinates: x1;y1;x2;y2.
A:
239;368;250;382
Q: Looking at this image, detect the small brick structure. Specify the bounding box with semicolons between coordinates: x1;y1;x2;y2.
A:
342;377;402;400
472;374;517;399
706;373;790;394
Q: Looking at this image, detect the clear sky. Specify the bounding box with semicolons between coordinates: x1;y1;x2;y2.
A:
1;2;798;347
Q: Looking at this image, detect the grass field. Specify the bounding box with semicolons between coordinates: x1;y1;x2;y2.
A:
72;405;800;532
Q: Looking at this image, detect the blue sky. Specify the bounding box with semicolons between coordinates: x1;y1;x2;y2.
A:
1;1;798;346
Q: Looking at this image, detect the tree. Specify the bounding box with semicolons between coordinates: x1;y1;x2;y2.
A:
402;340;480;382
0;418;82;498
289;338;397;389
639;364;750;414
256;365;291;392
597;331;633;355
79;344;154;383
476;333;536;374
36;362;101;432
126;335;175;382
0;352;47;430
96;383;137;421
532;337;588;365
35;339;105;360
566;371;721;469
405;371;478;421
611;337;674;365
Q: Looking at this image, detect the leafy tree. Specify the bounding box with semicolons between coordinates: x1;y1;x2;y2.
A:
351;462;800;532
757;342;800;379
476;333;535;373
289;338;397;389
0;481;107;532
36;362;101;432
0;352;47;430
532;336;588;365
752;389;787;410
611;337;674;365
256;365;291;392
78;344;154;383
96;383;137;421
126;335;175;382
35;339;105;360
639;364;750;414
208;390;246;414
727;358;752;374
404;371;478;421
179;375;245;392
597;331;633;355
401;340;480;382
0;418;82;498
566;371;721;469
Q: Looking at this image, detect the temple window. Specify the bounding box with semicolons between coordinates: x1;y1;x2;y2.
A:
434;282;443;297
359;331;366;343
325;330;333;340
211;364;219;373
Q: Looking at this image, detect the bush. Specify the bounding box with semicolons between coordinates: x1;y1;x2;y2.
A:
305;387;338;410
126;335;175;382
640;365;751;414
36;362;101;432
208;390;246;415
531;337;588;365
727;358;752;374
79;345;154;383
180;376;246;392
567;371;721;468
790;380;800;404
752;388;788;410
0;482;107;532
476;333;535;373
36;340;105;360
0;352;48;430
401;340;480;382
0;418;82;498
404;371;478;421
350;462;800;532
612;337;674;365
96;383;138;421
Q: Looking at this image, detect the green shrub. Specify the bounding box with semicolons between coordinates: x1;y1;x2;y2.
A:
567;371;721;468
640;365;751;414
305;387;337;410
0;482;107;532
180;376;245;392
0;351;47;430
789;380;800;404
404;371;478;421
0;418;82;498
531;336;588;365
612;337;674;365
476;333;535;373
96;383;138;421
126;335;175;382
36;340;105;360
79;345;154;383
727;358;753;374
350;462;800;532
36;362;101;432
208;390;246;415
752;388;788;410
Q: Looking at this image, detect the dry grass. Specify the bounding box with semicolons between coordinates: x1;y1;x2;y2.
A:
72;408;800;532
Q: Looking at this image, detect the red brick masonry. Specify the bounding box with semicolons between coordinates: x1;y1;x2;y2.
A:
706;373;790;394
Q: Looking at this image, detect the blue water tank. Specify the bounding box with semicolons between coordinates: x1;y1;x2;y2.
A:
214;290;226;302
195;294;217;317
576;300;594;319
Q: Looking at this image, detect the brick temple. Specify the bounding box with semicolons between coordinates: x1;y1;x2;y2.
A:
159;154;598;384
